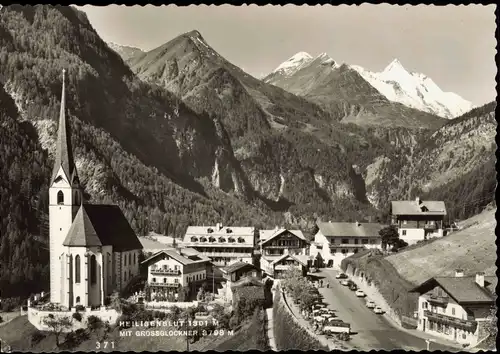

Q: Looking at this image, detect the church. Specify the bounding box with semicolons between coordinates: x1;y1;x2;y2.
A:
49;69;143;309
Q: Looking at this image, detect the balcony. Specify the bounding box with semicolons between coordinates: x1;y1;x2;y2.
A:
424;310;477;332
424;223;438;230
201;252;252;258
150;282;180;288
150;268;181;276
427;295;449;306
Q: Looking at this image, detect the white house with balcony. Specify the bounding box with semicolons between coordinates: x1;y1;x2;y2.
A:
309;221;384;269
42;70;143;316
258;228;310;275
411;270;496;346
141;248;211;296
391;197;447;245
182;224;255;267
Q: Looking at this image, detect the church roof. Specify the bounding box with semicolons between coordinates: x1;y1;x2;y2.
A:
51;69;78;185
63;205;102;247
63;204;143;251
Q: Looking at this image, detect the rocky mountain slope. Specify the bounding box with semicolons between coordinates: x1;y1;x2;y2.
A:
266;52;473;120
0;5;281;297
107;41;144;62
127;30;385;219
364;101;496;214
0;5;495;298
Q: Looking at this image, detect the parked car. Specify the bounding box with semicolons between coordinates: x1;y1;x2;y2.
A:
355;290;366;297
340;279;350;286
373;306;385;314
366;300;376;309
349;283;358;291
336;273;348;279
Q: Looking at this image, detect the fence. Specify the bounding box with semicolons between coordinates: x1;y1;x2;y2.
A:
144;301;199;310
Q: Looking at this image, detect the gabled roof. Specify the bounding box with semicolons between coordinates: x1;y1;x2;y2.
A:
317;221;384;238
271;254;309;267
51;69;78;185
222;261;258;274
391;200;446;216
259;228;308;246
64;204;142;251
141;249;209;266
63;205;102;247
410;276;496;305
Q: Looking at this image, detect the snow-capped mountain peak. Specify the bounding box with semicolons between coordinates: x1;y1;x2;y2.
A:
271;52;313;75
352;59;474;118
315;52;337;66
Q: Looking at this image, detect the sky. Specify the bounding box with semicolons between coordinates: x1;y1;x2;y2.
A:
77;5;497;106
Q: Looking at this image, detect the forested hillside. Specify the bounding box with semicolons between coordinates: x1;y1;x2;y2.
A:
0;5;282;297
0;5;495;299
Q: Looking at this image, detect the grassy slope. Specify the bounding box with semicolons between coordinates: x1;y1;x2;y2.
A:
386;207;497;285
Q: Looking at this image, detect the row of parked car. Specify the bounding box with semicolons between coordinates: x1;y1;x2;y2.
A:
335;272;385;314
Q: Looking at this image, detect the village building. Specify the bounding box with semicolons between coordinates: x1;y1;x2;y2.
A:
141;248;212;298
411;270;496;346
309;221;384;268
220;261;262;302
182;223;255;267
46;70;143;311
258;228;310;276
261;254;310;279
391;197;447;245
258;228;309;257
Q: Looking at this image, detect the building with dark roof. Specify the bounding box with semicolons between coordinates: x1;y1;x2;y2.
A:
391;197;447;244
219;261;262;303
309;221;384;268
411;269;496;346
46;70;143;311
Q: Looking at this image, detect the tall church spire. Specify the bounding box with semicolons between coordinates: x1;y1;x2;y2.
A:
51;69;77;184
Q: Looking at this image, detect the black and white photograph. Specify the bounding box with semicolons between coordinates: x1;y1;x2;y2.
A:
0;3;497;352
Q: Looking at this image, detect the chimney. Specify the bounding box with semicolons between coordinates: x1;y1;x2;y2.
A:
216;222;222;231
415;196;421;204
475;272;485;287
455;269;464;278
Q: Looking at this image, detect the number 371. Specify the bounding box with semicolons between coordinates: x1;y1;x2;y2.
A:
96;341;115;350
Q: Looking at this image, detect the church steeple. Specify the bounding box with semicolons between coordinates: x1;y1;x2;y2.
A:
51;69;77;184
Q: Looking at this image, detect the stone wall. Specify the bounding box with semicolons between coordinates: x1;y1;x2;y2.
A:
27;307;120;332
144;301;199;309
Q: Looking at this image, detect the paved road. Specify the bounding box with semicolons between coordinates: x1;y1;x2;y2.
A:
314;269;460;351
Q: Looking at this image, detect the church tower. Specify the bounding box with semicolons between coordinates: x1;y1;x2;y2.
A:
49;69;82;305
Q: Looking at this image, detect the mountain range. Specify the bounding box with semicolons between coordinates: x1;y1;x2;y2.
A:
0;5;495;298
265;52;474;119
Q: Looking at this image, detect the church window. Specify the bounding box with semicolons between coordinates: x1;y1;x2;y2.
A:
57;191;64;205
76;296;80;303
124;254;127;266
124;272;127;282
128;253;131;265
90;255;97;284
75;255;81;283
134;253;136;264
74;191;80;205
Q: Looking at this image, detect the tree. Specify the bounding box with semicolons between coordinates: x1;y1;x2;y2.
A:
484;306;498;350
196;287;206;302
42;315;73;346
86;315;103;332
379;225;399;250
